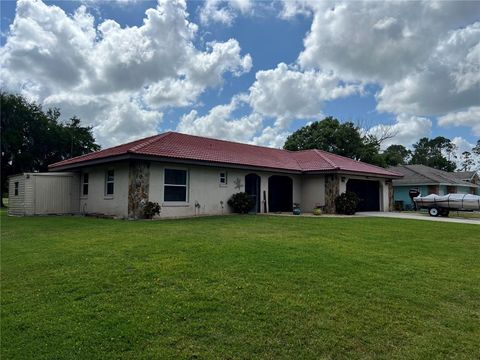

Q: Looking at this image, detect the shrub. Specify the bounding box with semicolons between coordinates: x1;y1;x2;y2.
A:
335;192;359;215
143;201;161;219
227;192;254;214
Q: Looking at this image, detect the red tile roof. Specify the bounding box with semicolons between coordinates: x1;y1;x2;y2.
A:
49;132;401;177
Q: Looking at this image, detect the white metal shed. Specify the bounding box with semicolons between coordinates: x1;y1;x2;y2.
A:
8;172;80;216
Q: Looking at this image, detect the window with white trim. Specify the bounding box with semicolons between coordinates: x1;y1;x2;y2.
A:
14;182;19;196
219;171;227;186
82;173;89;196
105;169;114;196
164;168;188;202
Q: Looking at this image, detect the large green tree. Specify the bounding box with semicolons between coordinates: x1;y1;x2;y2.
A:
409;137;457;172
1;92;100;206
382;144;411;167
283;117;386;166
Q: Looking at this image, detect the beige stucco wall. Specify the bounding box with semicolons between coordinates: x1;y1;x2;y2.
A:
79;162;129;218
149;162;302;218
71;160;395;218
301;175;326;212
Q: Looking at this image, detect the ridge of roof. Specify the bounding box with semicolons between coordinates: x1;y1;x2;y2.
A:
128;132;173;153
164;131;292;153
312;149;339;169
318;149;403;177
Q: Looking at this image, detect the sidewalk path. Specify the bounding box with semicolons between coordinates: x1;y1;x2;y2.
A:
358;212;480;225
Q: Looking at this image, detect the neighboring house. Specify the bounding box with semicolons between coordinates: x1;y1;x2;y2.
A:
451;171;479;190
9;132;401;218
388;165;479;210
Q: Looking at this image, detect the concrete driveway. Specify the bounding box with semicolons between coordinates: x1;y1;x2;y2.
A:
359;212;480;225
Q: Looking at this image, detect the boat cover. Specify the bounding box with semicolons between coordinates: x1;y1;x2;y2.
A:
414;193;480;211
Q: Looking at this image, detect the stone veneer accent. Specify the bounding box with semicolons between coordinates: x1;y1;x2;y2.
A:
388;181;394;211
128;160;150;219
324;174;340;213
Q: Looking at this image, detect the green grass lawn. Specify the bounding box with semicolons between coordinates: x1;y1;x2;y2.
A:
1;212;479;359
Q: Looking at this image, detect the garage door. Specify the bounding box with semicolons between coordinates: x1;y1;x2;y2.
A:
346;179;380;212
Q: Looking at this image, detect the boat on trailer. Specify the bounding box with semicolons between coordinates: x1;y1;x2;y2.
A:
414;193;480;217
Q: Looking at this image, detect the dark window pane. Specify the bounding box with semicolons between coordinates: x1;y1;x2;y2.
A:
107;170;114;182
106;182;114;195
220;172;226;183
165;169;186;185
164;186;186;201
14;182;19;196
83;184;89;196
83;173;89;184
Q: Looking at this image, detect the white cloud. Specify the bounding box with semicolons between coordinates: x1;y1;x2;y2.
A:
43;93;162;147
144;38;251;108
368;114;432;149
176;96;263;143
284;0;480;137
252;126;289;148
176;96;291;149
187;39;252;87
376;22;480;116
248;63;360;127
199;0;252;26
297;1;480;83
0;0;251;146
438;107;480;136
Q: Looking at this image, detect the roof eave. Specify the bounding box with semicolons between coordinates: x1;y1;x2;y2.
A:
304;169;403;178
48;153;304;174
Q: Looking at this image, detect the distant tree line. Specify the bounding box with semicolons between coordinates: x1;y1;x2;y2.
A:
284;117;480;172
1;92;100;206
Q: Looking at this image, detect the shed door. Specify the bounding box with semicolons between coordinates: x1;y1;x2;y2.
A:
34;176;76;214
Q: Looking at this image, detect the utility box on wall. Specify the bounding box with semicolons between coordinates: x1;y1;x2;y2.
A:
8;172;80;216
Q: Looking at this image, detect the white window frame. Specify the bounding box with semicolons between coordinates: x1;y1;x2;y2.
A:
81;173;89;198
14;182;19;196
164;168;189;203
219;171;228;187
104;169;115;198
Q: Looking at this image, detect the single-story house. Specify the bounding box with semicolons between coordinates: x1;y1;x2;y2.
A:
388;165;479;210
9;132;401;218
450;171;479;191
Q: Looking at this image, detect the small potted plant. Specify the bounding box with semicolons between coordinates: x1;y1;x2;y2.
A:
313;204;322;216
292;203;301;215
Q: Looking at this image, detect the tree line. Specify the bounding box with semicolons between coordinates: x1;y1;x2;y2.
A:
1;92;100;206
284;117;480;172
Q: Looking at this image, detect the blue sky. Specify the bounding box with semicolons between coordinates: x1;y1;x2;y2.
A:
1;0;479;157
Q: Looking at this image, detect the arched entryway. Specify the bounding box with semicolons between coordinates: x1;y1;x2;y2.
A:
245;173;261;213
268;175;293;212
346;179;380;211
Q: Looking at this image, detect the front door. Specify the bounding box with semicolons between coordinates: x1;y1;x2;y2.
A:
268;175;293;212
245;173;261;213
